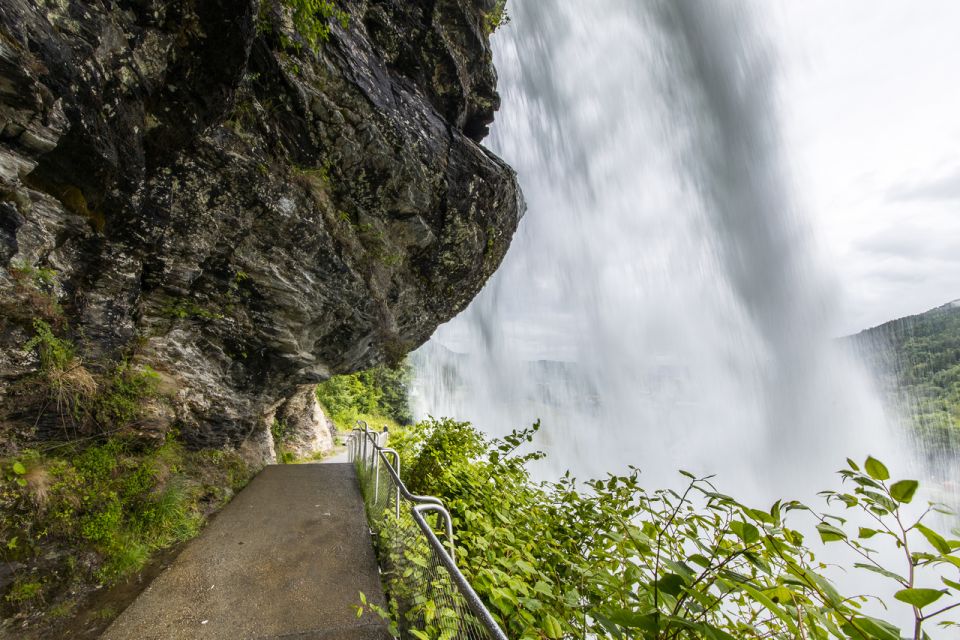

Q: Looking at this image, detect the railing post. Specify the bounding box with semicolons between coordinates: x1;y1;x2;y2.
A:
360;421;368;472
374;449;380;504
356;423;509;639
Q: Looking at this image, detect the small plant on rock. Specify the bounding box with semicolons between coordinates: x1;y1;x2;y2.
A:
282;0;349;51
484;0;510;34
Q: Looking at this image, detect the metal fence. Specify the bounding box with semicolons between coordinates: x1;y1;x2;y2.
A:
348;422;509;640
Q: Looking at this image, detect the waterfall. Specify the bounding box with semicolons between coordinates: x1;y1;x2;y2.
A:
411;0;900;502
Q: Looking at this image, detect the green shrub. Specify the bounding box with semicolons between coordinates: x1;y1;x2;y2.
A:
378;419;960;640
271;419;296;463
98;535;151;580
133;481;201;542
8;261;64;321
5;579;42;603
92;362;160;427
1;433;254;624
73;439;122;478
21;320;163;436
484;0;510;34
24;319;73;371
315;363;413;430
79;493;123;544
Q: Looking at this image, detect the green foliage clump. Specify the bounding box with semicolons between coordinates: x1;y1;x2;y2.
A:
92;362;161;428
24;319;73;371
20;318;163;438
484;0;510;35
315;363;413;430
31;437;203;579
5;578;42;604
282;0;349;51
0;436;254;623
9;262;57;288
270;419;297;464
21;319;97;433
378;418;960;640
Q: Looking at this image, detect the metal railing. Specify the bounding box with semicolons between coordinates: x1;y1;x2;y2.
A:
348;422;509;640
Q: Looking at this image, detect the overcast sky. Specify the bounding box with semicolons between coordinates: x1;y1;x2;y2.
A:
775;0;960;334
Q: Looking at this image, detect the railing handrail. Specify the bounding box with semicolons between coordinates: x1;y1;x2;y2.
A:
349;421;509;640
410;505;508;640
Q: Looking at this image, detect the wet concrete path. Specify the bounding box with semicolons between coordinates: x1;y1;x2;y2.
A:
102;463;390;640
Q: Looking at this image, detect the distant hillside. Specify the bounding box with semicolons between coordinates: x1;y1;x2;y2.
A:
849;300;960;452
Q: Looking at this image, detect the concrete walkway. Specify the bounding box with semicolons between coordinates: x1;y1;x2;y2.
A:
102;463;390;640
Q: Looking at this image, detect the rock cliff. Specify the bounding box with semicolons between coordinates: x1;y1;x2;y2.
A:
0;0;522;457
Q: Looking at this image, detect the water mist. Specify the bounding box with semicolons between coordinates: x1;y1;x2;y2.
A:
413;0;899;501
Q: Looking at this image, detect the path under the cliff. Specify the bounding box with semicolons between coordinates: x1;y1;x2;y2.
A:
101;461;390;640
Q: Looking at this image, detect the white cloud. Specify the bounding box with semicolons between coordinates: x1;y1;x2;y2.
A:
775;0;960;333
889;167;960;202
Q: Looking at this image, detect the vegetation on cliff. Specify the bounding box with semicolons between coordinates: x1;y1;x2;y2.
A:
376;418;960;640
0;258;262;634
0;435;254;635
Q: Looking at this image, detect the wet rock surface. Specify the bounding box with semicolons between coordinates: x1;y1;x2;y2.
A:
0;0;521;452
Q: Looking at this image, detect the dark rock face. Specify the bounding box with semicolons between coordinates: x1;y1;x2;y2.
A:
0;0;521;455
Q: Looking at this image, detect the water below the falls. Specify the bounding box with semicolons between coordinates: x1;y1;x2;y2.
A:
412;1;951;633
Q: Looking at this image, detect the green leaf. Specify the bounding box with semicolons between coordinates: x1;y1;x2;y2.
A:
864;456;890;481
837;493;859;508
816;522;847;543
942;576;960;591
894;588;946;609
543;613;564;639
764;586;794;604
859;489;898;514
846;457;860;471
737;582;799;634
656;573;686;597
601;609;658;632
730;520;760;544
514;559;535;574
746;508;773;525
889;479;919;503
788;564;843;607
698;624;738;640
853;562;906;584
769;500;782;525
841;616;901;640
858;527;879;539
12;461;26;475
916;523;952;555
852;475;883;490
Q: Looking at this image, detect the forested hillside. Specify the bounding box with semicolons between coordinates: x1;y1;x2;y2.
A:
850;300;960;449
